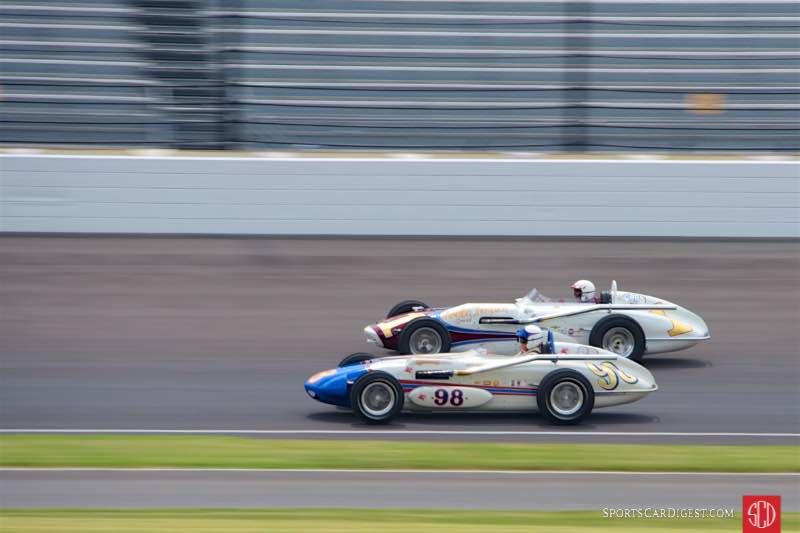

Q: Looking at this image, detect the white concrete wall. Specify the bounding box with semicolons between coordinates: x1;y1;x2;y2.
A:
1;155;798;237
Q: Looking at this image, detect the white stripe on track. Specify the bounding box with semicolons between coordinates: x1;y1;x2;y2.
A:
1;429;798;437
1;155;797;165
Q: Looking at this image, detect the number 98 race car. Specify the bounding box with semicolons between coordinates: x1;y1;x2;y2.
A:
363;281;709;361
305;335;657;425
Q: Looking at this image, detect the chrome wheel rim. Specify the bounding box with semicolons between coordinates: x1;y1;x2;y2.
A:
360;381;395;418
550;380;584;417
602;327;635;357
409;327;442;354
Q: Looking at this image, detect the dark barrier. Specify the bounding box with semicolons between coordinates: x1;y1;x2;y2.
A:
1;1;798;151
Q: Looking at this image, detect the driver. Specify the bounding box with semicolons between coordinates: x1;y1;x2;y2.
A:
571;279;597;303
516;325;545;354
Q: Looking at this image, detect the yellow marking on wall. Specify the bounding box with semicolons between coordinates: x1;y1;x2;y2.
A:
650;310;694;337
686;93;726;115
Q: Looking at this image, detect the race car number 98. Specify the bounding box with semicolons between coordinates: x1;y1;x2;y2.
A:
434;388;464;406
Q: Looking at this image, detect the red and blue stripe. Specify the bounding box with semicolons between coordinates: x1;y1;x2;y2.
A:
399;379;537;396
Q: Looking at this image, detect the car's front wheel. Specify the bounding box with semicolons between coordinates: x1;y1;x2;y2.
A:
350;372;404;424
386;300;428;319
398;319;451;355
338;352;374;367
537;369;595;425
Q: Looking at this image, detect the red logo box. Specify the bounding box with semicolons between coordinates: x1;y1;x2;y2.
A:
743;495;781;533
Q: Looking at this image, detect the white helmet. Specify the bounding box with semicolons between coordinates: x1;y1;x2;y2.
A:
571;279;596;303
517;325;544;349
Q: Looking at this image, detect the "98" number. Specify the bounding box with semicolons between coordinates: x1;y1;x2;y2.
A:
434;388;464;406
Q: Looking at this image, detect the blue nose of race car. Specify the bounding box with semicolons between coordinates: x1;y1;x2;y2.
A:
304;364;369;408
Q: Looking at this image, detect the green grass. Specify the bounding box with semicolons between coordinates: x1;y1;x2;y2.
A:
4;509;798;533
1;436;797;472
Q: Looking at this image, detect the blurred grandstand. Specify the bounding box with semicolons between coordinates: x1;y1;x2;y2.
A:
0;0;798;151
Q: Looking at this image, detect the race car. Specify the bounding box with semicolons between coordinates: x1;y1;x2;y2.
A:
305;337;658;425
363;281;709;361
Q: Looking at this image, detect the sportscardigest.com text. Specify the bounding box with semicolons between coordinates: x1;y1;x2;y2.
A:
602;508;736;519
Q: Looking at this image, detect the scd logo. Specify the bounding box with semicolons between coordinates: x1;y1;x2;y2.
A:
743;496;780;532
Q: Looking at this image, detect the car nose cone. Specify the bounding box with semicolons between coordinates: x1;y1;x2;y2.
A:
364;325;383;347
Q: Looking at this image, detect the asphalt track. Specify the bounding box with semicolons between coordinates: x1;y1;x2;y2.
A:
1;237;799;444
2;470;797;510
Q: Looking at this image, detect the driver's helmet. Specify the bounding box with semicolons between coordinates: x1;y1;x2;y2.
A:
571;279;596;303
516;325;544;350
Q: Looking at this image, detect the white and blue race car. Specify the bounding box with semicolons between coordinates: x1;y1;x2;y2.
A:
306;336;658;425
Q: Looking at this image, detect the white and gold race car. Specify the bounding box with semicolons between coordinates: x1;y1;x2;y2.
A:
364;281;709;361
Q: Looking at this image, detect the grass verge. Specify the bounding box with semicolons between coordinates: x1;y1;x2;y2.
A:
1;436;797;472
4;509;799;533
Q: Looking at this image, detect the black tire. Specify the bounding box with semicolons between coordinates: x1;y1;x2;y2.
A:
398;318;451;355
537;369;595;425
589;315;646;361
386;300;428;319
338;352;374;367
350;371;404;424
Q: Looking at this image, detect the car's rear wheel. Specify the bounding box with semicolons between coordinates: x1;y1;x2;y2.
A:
537;369;595;425
350;372;404;424
398;319;451;355
589;315;645;361
386;300;428;319
338;352;374;367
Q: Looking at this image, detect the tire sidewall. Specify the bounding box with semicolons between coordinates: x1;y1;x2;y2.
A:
537;369;595;425
589;315;646;361
398;318;451;355
338;352;374;367
387;300;429;319
350;371;405;424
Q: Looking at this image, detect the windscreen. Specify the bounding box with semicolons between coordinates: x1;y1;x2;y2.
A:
520;288;553;304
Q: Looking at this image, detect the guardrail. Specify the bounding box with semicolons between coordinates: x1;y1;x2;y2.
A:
2;154;797;237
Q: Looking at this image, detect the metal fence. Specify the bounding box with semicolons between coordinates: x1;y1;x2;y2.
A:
1;0;799;151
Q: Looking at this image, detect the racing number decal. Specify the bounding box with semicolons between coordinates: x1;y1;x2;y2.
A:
451;389;464;406
434;388;465;406
586;361;639;390
434;389;448;405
